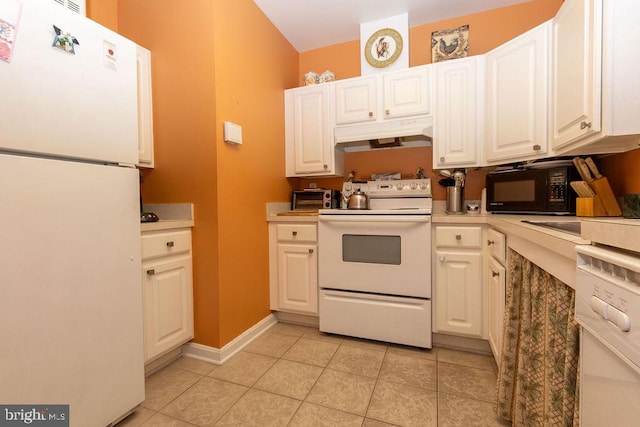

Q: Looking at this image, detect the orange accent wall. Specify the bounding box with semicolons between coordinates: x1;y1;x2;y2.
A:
599;148;640;196
110;0;297;348
86;0;118;32
299;0;564;81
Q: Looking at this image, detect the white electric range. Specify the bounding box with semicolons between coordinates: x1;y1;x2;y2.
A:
317;179;433;348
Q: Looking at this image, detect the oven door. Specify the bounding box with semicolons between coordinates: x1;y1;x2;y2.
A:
318;214;431;298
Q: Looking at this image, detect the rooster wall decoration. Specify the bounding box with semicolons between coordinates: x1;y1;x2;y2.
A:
431;25;468;63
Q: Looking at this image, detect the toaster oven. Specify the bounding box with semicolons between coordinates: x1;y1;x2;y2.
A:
291;189;340;211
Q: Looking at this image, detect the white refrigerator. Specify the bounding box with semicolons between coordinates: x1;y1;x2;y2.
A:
0;0;145;425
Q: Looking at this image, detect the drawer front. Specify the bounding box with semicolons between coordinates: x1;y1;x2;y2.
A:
487;228;506;265
319;289;431;348
142;229;191;260
435;226;482;248
276;224;317;242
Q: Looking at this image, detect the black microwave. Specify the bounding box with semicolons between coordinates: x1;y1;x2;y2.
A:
486;166;580;214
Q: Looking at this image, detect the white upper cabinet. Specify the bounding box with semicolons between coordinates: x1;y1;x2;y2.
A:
285;84;344;177
551;0;640;155
335;76;377;125
382;67;432;119
136;45;154;169
334;66;432;125
433;56;485;169
485;21;551;164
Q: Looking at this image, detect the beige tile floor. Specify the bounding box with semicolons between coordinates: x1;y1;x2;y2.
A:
117;323;510;427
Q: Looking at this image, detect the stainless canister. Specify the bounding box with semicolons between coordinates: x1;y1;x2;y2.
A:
445;186;465;214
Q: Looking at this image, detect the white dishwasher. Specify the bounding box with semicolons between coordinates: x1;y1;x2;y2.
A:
575;245;640;426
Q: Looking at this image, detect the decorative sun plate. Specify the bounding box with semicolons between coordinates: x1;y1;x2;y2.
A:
364;28;403;68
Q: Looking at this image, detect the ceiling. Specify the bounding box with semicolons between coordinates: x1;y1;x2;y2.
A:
252;0;530;52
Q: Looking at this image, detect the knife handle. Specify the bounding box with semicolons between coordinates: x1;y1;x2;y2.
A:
577;158;593;182
573;157;591;182
585;157;602;179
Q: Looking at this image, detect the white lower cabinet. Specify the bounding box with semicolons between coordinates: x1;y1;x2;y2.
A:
141;228;194;363
269;222;318;315
433;225;484;338
485;228;507;365
487;256;506;365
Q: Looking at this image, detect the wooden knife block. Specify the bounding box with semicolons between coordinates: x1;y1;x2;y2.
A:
576;177;622;216
576;196;607;216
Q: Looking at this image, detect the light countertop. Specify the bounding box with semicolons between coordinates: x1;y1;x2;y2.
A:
141;203;194;232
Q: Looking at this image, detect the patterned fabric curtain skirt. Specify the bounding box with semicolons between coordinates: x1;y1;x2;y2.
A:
496;249;580;426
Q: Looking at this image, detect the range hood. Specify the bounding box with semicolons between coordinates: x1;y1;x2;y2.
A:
334;116;433;152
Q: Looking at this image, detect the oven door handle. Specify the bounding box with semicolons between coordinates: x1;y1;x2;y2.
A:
319;215;431;223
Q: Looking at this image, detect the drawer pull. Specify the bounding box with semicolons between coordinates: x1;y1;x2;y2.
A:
487;240;495;246
455;234;462;241
146;269;155;276
292;231;298;236
492;270;500;277
533;144;541;151
166;241;175;248
309;249;314;254
580;121;592;130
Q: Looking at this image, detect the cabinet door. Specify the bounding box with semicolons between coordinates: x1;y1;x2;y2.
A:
335;77;377;124
382;67;431;119
433;57;483;168
142;255;194;362
285;85;339;177
551;0;601;149
434;249;483;337
277;243;318;314
136;45;154;168
486;22;550;163
487;256;506;366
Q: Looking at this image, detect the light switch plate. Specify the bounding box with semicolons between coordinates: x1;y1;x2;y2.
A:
223;121;242;144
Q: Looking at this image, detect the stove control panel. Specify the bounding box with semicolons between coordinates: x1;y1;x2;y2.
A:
366;179;432;197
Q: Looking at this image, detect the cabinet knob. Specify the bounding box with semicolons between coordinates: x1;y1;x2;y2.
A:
292;231;298;236
166;241;175;247
385;109;390;115
323;164;328;170
533;144;541;151
487;240;495;246
439;255;445;262
308;249;314;254
440;156;445;163
492;270;500;277
580;121;592;130
146;269;155;276
368;112;373;117
455;234;462;240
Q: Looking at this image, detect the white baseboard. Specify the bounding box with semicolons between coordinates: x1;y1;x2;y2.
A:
182;313;278;365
